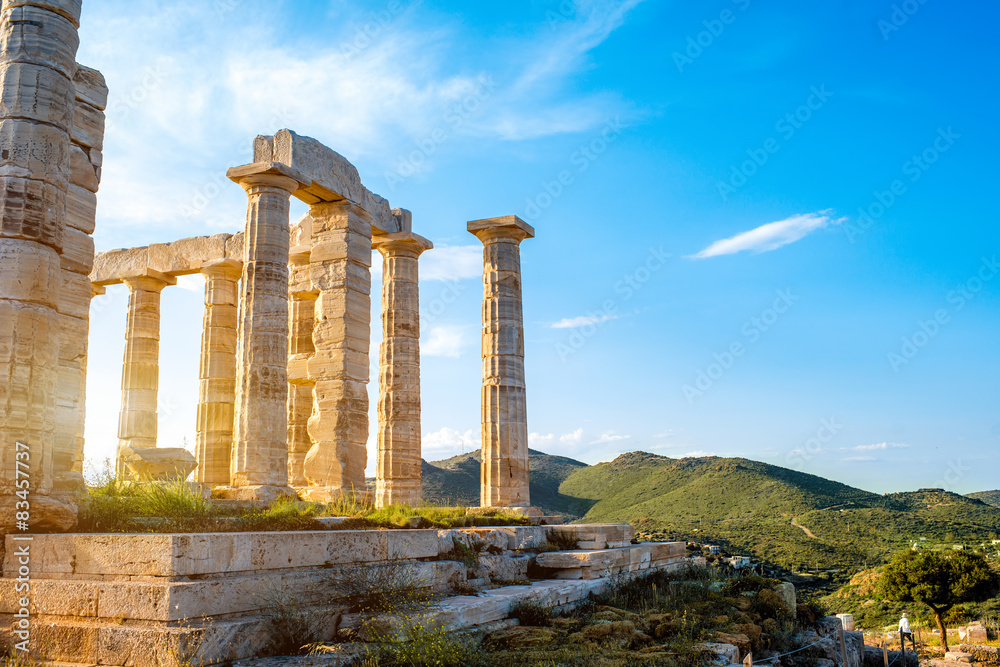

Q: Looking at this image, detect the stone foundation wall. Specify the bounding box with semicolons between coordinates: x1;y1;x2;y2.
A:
0;524;689;665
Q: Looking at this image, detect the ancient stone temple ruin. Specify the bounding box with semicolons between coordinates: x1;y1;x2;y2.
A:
84;129;539;509
0;5;699;666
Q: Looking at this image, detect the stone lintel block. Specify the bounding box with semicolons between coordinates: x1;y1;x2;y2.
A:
255;129;398;234
73;63;108;111
467;214;535;241
93;266;175;288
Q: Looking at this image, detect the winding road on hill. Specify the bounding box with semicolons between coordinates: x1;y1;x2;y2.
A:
791;517;820;540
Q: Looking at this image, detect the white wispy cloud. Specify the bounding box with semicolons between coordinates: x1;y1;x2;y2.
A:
421;245;483;281
549;313;618;329
682;450;716;458
843;456;877;462
854;442;910;451
529;433;555;446
691;211;845;259
560;429;584;443
422;427;480;459
590;431;631;444
421;326;467;357
77;0;645;246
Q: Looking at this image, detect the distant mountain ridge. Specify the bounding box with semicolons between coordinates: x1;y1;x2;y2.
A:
421;449;1000;573
968;490;1000;507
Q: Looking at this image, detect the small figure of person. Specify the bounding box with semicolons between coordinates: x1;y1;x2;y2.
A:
899;613;915;655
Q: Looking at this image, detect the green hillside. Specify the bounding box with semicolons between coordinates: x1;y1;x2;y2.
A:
558;452;1000;572
969;490;1000;507
421;449;588;517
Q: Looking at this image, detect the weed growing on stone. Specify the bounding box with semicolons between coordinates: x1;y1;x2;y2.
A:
509;601;552;627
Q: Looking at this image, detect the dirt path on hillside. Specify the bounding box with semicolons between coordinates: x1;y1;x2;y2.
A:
791;517;820;540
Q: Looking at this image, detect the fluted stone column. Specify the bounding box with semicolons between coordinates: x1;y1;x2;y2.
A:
116;271;176;476
223;162;306;499
0;1;83;520
373;232;433;508
194;259;240;485
468;215;535;509
303;201;373;496
287;248;316;487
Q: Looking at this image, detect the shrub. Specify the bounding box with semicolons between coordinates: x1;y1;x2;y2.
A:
546;531;580;551
509;602;552;627
326;560;432;614
359;624;485;667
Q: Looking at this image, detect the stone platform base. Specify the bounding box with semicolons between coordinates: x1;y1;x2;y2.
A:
212;484;298;501
0;524;689;666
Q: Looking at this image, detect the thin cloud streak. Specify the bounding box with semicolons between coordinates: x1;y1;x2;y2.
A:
691;210;845;259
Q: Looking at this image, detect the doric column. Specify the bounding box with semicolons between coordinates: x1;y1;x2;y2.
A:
223;162;307;499
194;259;241;485
0;1;83;512
287;247;316;487
372;233;432;508
303;201;373;495
468;215;535;508
116;271;176;476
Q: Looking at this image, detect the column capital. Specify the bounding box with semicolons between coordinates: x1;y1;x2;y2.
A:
227;161;311;196
467;215;535;244
122;269;177;292
372;232;433;258
200;258;242;280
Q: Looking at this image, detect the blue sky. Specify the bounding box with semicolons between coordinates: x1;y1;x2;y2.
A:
78;0;999;494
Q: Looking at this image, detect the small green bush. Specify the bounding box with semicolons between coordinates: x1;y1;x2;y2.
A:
509;602;552;627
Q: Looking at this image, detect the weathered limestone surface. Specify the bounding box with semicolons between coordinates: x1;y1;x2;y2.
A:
373;232;432;507
535;542;686;580
52;63;106;495
0;2;81;501
468;215;535;508
91;232;242;285
253;129;401;235
224;163;307;498
286;248;315;486
195;260;241;485
302;201;372;492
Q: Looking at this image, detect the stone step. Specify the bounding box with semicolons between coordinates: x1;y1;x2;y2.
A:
535;542;686;579
2;530;439;579
547;523;635;549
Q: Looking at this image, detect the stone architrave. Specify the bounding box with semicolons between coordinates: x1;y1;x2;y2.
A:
0;1;84;515
303;201;373;495
223;162;308;500
194;259;241;485
468;215;535;509
115;270;176;476
287;246;316;487
372;232;432;508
